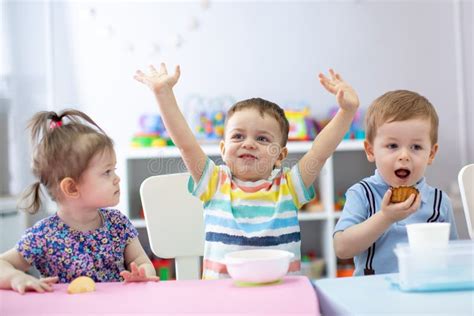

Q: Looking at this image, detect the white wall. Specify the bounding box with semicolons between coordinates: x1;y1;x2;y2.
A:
4;0;473;204
67;1;473;189
5;1;54;195
460;1;474;164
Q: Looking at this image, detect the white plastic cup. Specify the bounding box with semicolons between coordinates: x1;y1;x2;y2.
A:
406;223;451;249
404;223;451;276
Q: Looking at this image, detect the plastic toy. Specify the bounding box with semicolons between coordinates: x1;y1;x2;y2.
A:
285;108;317;141
301;251;325;279
151;258;173;280
325;107;365;140
131;114;172;148
334;192;346;211
185;94;234;142
196;110;225;140
336;258;355;278
351;109;365;139
131;134;167;148
139;114;166;135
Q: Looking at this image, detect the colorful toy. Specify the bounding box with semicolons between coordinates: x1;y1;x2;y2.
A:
151;258;173;281
285;108;317;141
131;114;171;148
131;134;168;148
325;107;365;140
334;192;346;211
185;94;234;142
196;110;225;140
301;251;325;279
336;258;355;278
139;114;167;135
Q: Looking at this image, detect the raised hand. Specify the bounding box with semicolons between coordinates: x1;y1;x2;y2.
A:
319;69;359;113
380;189;421;223
120;262;160;283
10;274;58;294
134;63;180;94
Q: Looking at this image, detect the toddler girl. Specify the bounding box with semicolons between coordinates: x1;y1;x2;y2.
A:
0;110;158;294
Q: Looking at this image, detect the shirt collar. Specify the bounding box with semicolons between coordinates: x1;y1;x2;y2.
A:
232;168;282;185
269;167;282;181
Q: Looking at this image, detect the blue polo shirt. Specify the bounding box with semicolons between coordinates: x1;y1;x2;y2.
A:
334;170;458;276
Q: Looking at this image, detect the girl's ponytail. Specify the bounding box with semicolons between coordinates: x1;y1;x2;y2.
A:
18;181;42;214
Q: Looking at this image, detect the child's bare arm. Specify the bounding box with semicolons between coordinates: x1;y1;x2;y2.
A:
134;63;207;182
122;237;159;282
0;248;58;294
334;190;421;258
298;69;359;188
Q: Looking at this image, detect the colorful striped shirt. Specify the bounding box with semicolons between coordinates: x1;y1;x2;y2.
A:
188;158;315;279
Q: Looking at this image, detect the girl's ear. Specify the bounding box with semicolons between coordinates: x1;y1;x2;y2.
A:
428;143;439;165
60;177;80;198
364;140;375;162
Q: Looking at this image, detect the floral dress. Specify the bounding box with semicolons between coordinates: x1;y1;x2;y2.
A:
16;208;138;283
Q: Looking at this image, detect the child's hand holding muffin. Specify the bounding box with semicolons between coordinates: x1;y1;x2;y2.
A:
379;188;422;223
390;186;419;203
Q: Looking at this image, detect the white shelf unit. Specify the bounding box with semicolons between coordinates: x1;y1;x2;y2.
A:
121;139;372;278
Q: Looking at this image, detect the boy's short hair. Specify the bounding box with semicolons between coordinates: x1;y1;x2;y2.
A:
225;97;290;146
365;90;439;145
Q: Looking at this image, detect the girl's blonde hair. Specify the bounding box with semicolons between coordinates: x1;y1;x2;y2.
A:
19;109;114;214
365;90;439;145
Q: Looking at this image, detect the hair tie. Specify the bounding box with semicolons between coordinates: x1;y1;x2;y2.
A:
49;119;63;129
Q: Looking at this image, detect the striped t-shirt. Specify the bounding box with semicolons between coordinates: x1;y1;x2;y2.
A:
188;158;315;279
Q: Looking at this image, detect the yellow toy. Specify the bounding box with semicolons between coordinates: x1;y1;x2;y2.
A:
284;108;317;141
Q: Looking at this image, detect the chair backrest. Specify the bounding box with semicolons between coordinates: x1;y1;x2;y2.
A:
140;173;205;280
458;164;474;239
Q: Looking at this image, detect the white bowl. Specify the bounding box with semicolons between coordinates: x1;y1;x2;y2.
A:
224;249;294;284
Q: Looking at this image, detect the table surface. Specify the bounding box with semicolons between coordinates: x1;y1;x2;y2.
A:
0;275;319;315
313;273;474;316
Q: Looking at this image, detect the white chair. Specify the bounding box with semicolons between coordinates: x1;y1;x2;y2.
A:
140;173;205;280
458;164;474;239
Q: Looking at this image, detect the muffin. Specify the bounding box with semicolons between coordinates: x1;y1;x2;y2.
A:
390;186;419;203
67;276;96;294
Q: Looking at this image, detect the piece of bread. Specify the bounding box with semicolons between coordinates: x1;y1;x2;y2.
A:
390;186;419;203
67;276;96;294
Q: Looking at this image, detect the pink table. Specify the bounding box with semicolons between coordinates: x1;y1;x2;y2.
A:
0;276;319;315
